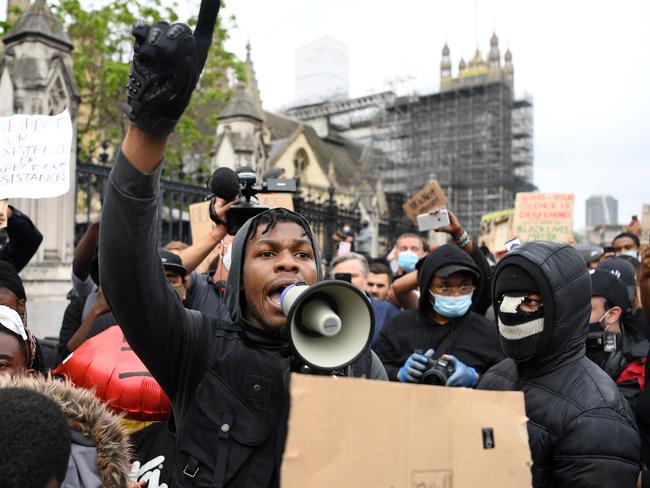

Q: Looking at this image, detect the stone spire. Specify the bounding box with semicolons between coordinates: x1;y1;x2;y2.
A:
3;0;73;51
504;48;513;86
440;43;452;80
219;82;264;123
244;41;263;113
488;32;500;69
468;48;485;68
504;48;513;70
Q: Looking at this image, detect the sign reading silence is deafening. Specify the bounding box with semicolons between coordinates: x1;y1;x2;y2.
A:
0;110;73;199
512;193;575;243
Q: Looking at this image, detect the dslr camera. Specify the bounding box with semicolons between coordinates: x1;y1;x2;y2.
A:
209;166;296;235
420;357;455;386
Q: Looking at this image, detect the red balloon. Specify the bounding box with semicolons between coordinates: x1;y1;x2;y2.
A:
54;325;171;421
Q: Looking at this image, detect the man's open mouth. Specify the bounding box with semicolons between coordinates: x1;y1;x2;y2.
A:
267;283;292;312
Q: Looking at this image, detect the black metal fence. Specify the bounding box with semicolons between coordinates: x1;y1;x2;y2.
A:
76;155;416;260
75;158;209;246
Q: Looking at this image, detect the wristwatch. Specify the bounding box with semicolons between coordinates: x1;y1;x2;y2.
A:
208;197;228;228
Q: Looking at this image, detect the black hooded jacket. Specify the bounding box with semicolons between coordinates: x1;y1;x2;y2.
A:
100;151;385;487
478;242;641;487
375;245;504;381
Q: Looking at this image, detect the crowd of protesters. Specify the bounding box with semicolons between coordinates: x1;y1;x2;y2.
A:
1;3;650;487
3;177;650;487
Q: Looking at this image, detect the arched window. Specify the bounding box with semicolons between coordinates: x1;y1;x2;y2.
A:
293;148;309;178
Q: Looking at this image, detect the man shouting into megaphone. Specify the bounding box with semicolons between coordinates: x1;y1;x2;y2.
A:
99;2;386;486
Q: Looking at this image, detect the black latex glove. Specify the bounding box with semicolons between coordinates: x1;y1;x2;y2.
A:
122;0;220;136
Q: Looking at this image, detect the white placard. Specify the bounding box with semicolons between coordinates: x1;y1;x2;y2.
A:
0;109;73;199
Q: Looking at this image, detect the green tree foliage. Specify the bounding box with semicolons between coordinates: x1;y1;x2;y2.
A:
47;0;244;173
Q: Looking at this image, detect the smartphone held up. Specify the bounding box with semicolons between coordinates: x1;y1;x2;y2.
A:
417;208;451;232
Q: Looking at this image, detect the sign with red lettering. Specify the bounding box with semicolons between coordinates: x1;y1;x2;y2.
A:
0;110;73;199
512;193;575;243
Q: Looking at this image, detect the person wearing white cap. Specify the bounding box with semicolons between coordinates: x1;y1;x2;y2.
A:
0;305;36;375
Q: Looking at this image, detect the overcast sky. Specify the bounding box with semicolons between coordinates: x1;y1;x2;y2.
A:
4;0;648;230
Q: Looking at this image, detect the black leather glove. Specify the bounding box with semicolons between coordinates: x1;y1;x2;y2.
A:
122;0;220;136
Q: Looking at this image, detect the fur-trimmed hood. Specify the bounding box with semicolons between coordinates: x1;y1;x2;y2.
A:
0;374;131;487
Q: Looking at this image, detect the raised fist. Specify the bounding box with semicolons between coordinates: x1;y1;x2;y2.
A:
122;0;220;136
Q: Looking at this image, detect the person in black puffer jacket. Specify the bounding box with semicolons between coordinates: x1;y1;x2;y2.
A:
478;241;641;487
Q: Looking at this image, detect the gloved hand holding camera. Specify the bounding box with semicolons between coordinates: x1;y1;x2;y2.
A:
122;0;219;136
443;354;478;387
398;349;435;383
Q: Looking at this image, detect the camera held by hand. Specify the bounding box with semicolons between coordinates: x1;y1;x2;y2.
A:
421;356;455;386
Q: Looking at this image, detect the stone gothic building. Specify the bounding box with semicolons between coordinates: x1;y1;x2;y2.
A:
0;0;80;337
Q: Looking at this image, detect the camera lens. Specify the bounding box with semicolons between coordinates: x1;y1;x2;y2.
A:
421;367;448;385
420;358;454;386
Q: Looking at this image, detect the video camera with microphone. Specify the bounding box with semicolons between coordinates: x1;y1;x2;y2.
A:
207;166;297;235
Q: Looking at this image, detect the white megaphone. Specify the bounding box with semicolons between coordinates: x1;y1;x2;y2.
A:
280;280;375;371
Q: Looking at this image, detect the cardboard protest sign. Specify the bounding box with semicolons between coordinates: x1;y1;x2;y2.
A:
257;193;294;211
512;193;575;243
0;200;8;229
403;180;447;225
189;201;219;274
0;110;73;199
479;209;515;254
283;374;531;488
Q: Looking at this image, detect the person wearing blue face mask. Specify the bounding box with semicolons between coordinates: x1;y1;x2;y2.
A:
390;233;428;276
397;249;420;273
374;244;504;387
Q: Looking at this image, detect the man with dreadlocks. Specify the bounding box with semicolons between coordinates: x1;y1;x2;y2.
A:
99;2;385;486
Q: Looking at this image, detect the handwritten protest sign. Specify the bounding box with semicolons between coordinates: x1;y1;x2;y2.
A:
402;180;447;225
257;193;294;211
512;193;575;243
479;209;515;253
0;110;73;199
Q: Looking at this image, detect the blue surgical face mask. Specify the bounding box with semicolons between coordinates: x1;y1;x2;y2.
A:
429;291;472;318
617;250;639;261
397;251;419;272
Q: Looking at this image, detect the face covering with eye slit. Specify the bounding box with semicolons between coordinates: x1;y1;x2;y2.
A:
497;294;545;362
